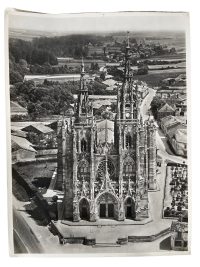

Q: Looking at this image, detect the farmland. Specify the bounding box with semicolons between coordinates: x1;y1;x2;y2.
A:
133;71;186;87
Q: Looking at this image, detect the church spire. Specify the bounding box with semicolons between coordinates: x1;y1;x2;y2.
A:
124;31;132;81
127;31;130;49
81;56;85;76
76;58;89;119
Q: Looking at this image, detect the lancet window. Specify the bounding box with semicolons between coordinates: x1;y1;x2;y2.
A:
81;138;87;152
126;133;132;148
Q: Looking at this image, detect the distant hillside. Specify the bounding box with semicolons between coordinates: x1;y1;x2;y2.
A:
9;34;113;63
9;28;63;41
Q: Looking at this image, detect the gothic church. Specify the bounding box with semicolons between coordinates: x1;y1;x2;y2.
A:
56;38;157;222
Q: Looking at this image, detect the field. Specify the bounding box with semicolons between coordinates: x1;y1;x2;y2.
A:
133;71;186;87
57;58;107;68
148;63;186;70
148;68;186;75
149;53;186;60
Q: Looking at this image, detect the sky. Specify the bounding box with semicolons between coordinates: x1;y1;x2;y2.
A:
7;9;189;34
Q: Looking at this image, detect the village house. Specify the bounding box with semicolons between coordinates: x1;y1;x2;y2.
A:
160;115;187;136
176;98;187;116
87;43;104;57
162;74;186;87
157;103;175;121
168;128;187;157
11;128;27;138
156;87;186;99
105;62;121;67
21;123;56;148
160;115;187;156
170;94;187;108
102;78;118;88
11;134;37;163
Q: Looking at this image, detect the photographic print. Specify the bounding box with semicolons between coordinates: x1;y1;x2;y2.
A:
6;9;189;255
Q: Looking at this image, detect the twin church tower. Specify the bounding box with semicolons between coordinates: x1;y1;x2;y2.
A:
56;36;157;222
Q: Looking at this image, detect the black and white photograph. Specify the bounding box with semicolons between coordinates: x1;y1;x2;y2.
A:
6;9;189;255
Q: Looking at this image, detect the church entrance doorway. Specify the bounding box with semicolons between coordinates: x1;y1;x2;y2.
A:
126;206;132;218
125;197;135;219
100;203;106;218
79;198;90;221
108;203;114;217
99;203;114;218
97;193;116;219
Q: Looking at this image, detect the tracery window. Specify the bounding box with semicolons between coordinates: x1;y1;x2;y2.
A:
78;159;89;179
123;156;135;176
97;158;115;180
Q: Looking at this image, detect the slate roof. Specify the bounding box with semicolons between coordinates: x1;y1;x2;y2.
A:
10;101;27;114
11;129;27;138
21;123;54;134
97;119;114;144
97;119;114;130
93;100;112;109
167;124;187;140
11;120;57;131
11;135;36;152
158;103;175;113
102;79;117;87
161;115;183;127
161;116;187;137
174;129;187;143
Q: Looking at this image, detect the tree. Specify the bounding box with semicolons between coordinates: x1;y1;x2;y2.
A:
19;59;28;68
137;63;148;75
150;96;165;119
27;102;37;120
9;70;23;84
100;72;106;81
107;67;123;81
170;47;176;54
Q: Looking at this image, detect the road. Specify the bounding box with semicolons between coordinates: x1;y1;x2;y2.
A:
140;88;156;121
12;202;44;254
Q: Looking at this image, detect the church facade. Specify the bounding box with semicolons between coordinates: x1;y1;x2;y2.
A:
56;39;157;222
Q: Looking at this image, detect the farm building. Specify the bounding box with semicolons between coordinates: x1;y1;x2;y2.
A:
11;135;37;163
